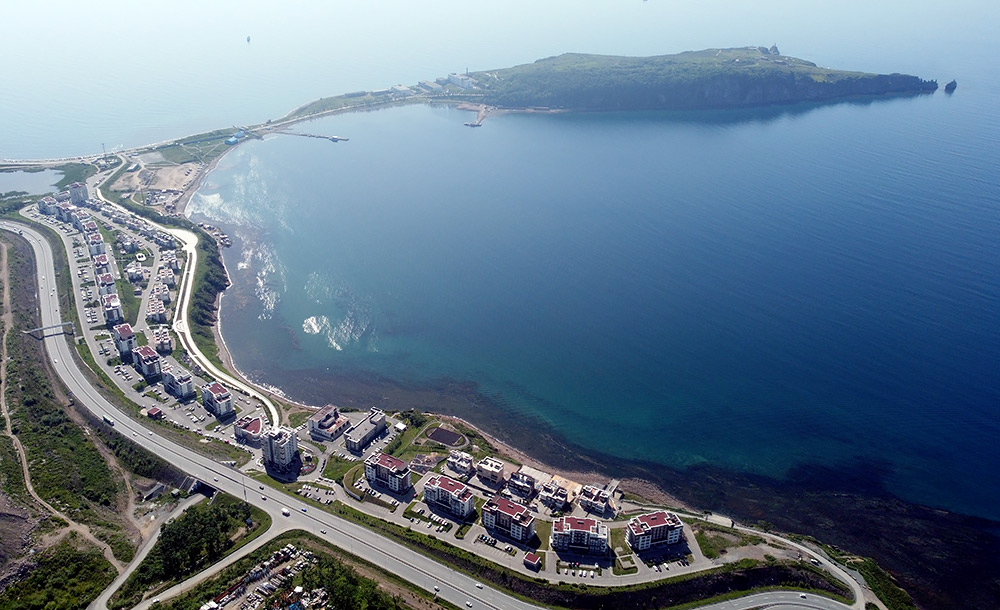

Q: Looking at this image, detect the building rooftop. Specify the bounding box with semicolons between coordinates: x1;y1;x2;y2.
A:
309;404;341;428
346;408;385;442
237;416;263;435
478;456;504;471
267;427;295;443
134;345;158;361
369;452;407;473
553;516;599;533
427;475;473;500
628;510;683;535
486;497;532;524
203;381;230;399
113;323;134;339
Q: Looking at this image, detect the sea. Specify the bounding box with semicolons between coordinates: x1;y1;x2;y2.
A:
3;2;999;523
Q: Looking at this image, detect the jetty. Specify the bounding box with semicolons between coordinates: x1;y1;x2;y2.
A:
282;132;350;143
458;102;491;127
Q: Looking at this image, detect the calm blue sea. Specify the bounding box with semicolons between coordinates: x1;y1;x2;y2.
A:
192;88;1000;520
4;1;998;522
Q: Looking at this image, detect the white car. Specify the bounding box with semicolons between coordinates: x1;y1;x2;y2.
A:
476;583;483;589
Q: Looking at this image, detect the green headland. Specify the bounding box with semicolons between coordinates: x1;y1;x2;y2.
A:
470;46;937;110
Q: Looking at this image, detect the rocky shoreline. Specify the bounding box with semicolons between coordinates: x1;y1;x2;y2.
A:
217;359;999;610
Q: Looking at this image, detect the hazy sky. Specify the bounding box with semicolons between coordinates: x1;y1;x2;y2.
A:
2;0;995;157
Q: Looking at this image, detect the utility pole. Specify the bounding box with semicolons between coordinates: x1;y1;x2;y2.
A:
102;143;106;158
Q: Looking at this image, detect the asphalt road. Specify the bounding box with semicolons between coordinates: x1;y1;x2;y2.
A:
3;220;855;610
6;220;540;610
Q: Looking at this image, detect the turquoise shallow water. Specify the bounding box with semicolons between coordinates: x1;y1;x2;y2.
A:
192;90;1000;521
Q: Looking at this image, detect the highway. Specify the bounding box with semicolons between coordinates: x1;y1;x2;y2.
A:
5;220;540;610
2;219;857;610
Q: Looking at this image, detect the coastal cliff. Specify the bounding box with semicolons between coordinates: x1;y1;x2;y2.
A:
473;47;937;111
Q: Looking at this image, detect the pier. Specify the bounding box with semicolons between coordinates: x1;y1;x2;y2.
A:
459;103;492;127
281;132;350;143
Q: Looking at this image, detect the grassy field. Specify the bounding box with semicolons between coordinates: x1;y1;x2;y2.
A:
99;163;130;204
321;455;358;483
614;555;638;575
533;518;552;551
344;463;364;490
287;409;311;428
115;278;140;325
610;526;628;553
152;128;234;166
692;521;764;560
285;93;420;119
52;162;97;190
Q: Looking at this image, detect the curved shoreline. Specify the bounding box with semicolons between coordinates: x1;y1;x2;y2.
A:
177;102;1000;610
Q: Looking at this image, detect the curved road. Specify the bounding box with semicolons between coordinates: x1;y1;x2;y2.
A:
2;220;856;610
164;226;280;426
81;164;282;427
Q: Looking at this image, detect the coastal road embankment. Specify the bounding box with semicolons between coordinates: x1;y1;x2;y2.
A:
166;225;281;426
85;164;282;427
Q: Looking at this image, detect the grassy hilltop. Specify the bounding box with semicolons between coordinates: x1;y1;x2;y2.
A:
472;47;937;110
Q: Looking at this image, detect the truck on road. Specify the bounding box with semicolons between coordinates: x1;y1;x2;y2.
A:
281;508;290;516
103;415;115;426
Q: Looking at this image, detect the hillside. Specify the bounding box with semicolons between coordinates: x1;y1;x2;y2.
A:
471;47;937;110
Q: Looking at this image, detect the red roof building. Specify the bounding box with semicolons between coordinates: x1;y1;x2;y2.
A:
626;511;684;552
112;323;137;355
97;273;116;295
424;474;475;518
133;345;161;378
201;381;234;416
551;516;609;554
364;452;413;493
482;497;535;542
235;415;264;443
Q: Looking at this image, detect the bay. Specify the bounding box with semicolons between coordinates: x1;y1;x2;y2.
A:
192;90;1000;522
